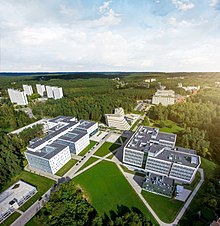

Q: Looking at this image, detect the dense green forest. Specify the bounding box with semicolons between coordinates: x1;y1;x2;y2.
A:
28;180;152;226
0;125;43;191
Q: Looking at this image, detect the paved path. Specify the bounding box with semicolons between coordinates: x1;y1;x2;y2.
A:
11;188;52;226
9;118;47;135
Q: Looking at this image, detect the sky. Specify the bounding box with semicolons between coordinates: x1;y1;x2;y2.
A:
0;0;220;72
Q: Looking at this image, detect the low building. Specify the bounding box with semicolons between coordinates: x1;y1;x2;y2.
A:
105;107;131;130
23;84;33;96
36;84;46;96
175;94;186;103
145;78;156;83
0;180;37;223
123;126;200;184
25;116;97;174
7;89;28;105
143;173;174;197
152;89;175;106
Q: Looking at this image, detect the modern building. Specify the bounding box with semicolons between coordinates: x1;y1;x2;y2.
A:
145;78;156;83
23;84;33;96
36;84;46;97
123;126;200;184
105;108;131;130
46;86;63;99
152;89;175;106
143;173;174;197
0;180;37;223
7;89;28;105
25;116;98;174
182;86;200;92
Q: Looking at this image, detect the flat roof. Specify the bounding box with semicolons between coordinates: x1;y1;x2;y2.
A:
0;180;36;215
26;142;67;159
28;121;78;149
58;129;87;143
77;120;96;129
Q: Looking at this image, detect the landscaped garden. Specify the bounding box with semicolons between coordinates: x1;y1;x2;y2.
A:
78;140;97;156
56;159;78;177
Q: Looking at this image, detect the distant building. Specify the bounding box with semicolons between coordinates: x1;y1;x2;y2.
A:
36;84;46;96
123;126;200;185
178;83;182;88
152;89;175;106
175;94;186;103
182;86;200;93
46;86;63;99
105;108;131;130
0;180;37;223
23;85;33;96
145;78;156;83
7;89;28;105
25;116;98;174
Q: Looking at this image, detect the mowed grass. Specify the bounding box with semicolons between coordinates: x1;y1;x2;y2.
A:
1;212;21;226
154;120;184;134
56;159;78;177
141;191;183;223
73;161;157;224
94;142;121;157
5;171;55;212
77;157;99;172
78;141;97;156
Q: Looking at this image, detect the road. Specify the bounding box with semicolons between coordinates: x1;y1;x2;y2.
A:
9;118;47;135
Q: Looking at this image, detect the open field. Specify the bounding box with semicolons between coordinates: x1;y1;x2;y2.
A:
154;120;184;134
78;141;97;156
73;161;157;224
141;190;183;223
56;159;78;177
94;142;121;157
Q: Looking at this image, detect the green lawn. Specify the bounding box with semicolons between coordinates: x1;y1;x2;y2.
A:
120;164;135;174
94;142;121;157
182;172;201;190
73;161;157;224
154;120;184;134
56;159;78;177
77;157;99;172
130;119;141;131
142;190;183;223
1;212;21;226
78;141;97;156
5;171;55;212
201;157;216;178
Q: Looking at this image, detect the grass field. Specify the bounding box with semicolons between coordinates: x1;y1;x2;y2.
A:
1;212;21;226
141;190;183;223
94;142;121;157
78;141;97;156
56;159;78;176
130;119;141;131
153;120;184;134
120;164;135;174
73;161;157;224
201;157;217;178
77;157;99;171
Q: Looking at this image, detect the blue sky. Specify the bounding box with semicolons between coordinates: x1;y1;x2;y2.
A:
0;0;220;72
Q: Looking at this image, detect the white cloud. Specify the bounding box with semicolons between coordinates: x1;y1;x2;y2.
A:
99;0;112;14
171;0;194;11
210;0;219;7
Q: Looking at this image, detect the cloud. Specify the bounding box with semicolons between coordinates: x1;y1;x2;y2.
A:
99;0;112;14
171;0;195;11
210;0;219;7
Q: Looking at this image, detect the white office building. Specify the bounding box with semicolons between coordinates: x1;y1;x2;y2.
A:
36;84;46;96
0;180;37;223
25;116;98;174
105;107;131;130
8;89;28;106
152;89;175;106
123;126;200;184
182;86;200;92
23;84;33;96
45;86;63;99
